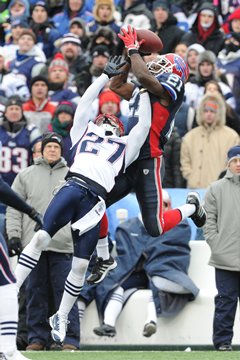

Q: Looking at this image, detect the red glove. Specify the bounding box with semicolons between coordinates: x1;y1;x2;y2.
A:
118;25;145;54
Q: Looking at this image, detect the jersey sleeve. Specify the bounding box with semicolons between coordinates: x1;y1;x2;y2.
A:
158;73;184;101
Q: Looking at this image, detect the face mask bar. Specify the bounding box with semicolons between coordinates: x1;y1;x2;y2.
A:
146;55;176;76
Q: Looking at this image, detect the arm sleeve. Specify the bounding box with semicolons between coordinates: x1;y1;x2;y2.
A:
124;92;151;167
70;73;110;146
0;176;33;215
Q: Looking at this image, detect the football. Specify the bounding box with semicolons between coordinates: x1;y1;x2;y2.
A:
136;29;163;54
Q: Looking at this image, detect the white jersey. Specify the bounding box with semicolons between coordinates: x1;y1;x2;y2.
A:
70;122;127;192
69;73;151;194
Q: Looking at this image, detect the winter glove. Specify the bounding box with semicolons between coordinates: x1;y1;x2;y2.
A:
28;208;43;231
8;237;22;257
118;25;145;56
103;55;127;78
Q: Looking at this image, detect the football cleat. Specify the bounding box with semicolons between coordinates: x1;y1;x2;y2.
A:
93;324;116;337
186;191;207;227
49;312;69;344
86;256;117;285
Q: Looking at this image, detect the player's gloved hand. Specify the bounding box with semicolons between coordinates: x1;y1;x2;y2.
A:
103;55;127;78
29;208;43;231
8;237;22;257
118;25;145;56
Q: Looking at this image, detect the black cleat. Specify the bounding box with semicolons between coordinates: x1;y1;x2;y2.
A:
93;324;116;337
86;256;117;285
186;191;207;227
217;343;232;351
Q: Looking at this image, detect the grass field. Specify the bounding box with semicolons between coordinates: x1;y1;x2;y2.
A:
22;350;240;360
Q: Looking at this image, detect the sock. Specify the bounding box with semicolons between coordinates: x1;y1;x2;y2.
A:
0;284;18;354
104;286;124;327
144;293;157;325
177;204;196;220
162;208;182;232
96;236;109;260
77;299;86;321
58;258;89;318
15;230;51;289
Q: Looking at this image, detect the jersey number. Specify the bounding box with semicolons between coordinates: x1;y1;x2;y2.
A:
79;133;125;164
166;74;182;92
0;147;28;173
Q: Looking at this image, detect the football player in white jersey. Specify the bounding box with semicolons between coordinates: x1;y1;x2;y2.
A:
14;56;152;345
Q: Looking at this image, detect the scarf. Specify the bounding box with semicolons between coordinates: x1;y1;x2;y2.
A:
51;117;72;137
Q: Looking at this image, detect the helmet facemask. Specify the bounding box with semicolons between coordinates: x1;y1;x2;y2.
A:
146;55;175;76
94;114;124;137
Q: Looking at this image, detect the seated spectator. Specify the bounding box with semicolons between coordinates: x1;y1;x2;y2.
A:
174;42;188;59
48;101;76;165
23;75;56;134
69;17;89;51
120;0;154;30
8;29;46;89
185;43;205;81
184;50;236;110
171;0;203;32
151;0;186;54
92;190;198;338
217;31;240;113
6;132;80;351
29;1;61;59
47;53;81;105
181;2;224;55
52;0;93;36
180;92;239;189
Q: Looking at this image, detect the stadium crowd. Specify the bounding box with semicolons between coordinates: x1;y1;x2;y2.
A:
0;0;240;357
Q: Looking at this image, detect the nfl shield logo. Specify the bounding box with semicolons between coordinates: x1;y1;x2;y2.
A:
143;169;149;175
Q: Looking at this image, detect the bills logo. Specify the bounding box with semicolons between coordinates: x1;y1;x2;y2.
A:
174;55;189;82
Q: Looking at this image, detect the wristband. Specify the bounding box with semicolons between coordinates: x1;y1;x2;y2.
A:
128;49;139;57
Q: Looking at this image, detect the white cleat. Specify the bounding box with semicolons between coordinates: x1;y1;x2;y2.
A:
0;350;32;360
49;312;69;344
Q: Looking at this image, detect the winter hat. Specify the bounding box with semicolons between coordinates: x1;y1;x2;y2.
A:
5;95;22;111
55;101;76;117
70;17;86;29
186;43;205;57
227;145;240;164
48;53;69;73
19;29;37;43
31;0;48;11
30;75;49;90
152;0;170;11
99;90;120;112
60;33;81;47
203;100;219;113
91;45;110;58
41;132;63;155
198;50;216;65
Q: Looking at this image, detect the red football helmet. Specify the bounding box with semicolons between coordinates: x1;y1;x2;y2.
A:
146;53;189;82
94;113;124;137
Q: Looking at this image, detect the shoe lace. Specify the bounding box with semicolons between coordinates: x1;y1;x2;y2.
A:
91;257;104;274
55;315;69;331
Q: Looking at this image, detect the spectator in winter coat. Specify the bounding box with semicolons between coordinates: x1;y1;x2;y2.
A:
87;0;120;36
8;29;46;89
7;0;29;23
6;132;80;351
52;0;93;36
222;6;240;35
151;0;186;54
23;75;56;134
29;1;61;59
181;2;224;55
185;43;205;81
121;0;154;30
180;92;239;188
184;50;236;110
69;17;89;51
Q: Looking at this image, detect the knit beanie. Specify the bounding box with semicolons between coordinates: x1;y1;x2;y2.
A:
99;90;120;112
198;50;216;66
41;132;63;155
55;101;76;117
48;53;69;73
5;95;22;111
227;145;240;165
152;0;170;11
30;75;49;90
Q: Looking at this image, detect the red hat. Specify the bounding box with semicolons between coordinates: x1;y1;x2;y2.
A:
99;90;120;112
48;53;69;73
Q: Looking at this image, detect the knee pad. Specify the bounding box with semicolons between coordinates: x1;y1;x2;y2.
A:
71;256;89;279
31;230;51;251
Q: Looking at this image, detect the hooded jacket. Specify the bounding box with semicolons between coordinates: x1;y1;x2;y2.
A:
181;92;239;188
181;2;224;55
